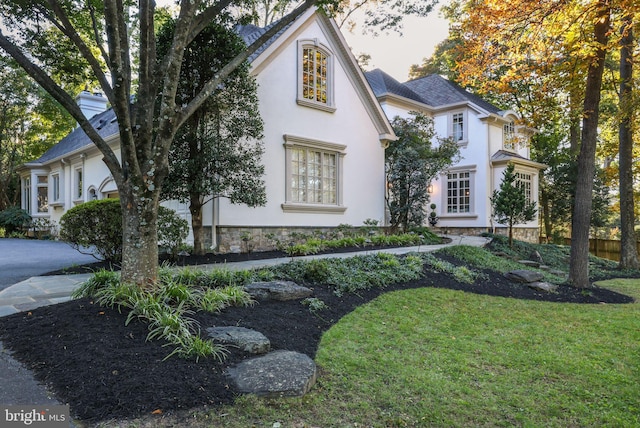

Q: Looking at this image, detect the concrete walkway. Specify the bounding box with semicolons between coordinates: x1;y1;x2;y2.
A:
0;235;489;317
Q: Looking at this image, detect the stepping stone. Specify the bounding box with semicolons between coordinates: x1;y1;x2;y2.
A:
244;280;312;301
528;282;559;293
228;350;317;398
518;260;540;268
206;326;270;354
504;270;544;283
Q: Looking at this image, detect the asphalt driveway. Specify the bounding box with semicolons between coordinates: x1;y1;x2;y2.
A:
0;239;96;291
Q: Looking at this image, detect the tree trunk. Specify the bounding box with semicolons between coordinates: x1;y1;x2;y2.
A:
119;187;160;289
508;220;514;248
189;196;206;256
568;2;610;288
618;15;640;269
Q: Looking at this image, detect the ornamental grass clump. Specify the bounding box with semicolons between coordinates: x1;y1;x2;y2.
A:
75;267;253;361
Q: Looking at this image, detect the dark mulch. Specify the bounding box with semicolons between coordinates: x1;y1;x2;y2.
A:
0;249;635;424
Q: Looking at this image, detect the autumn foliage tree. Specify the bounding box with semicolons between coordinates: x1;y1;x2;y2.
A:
437;0;622;287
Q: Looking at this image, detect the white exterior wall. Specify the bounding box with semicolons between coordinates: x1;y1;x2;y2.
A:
216;18;387;229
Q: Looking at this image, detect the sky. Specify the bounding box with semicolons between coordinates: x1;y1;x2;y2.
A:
342;5;451;82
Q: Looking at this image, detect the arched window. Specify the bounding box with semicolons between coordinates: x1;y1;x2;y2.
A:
297;40;335;112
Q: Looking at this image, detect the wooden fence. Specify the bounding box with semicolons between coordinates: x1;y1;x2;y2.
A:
561;238;640;262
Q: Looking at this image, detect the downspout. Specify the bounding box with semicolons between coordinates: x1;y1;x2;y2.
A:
211;197;219;250
488;120;495;234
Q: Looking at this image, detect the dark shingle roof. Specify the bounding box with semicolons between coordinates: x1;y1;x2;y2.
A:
404;75;501;114
34;19;302;164
365;69;503;115
236;18;296;63
364;69;424;104
33;108;118;163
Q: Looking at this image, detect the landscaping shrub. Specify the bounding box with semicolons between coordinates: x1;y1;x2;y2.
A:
60;199;188;262
60;199;122;261
0;206;31;235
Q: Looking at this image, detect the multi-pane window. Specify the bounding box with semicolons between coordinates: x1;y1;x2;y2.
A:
75;168;83;200
515;171;533;203
23;177;31;213
302;47;328;105
291;147;337;204
36;175;48;213
452;113;464;142
447;171;470;213
503;122;516;150
52;174;60;202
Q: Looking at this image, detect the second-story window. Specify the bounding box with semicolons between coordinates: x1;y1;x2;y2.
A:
503;122;516;150
452;112;464;142
298;41;335;112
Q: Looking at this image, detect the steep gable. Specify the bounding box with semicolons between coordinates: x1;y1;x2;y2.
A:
365;69;424;104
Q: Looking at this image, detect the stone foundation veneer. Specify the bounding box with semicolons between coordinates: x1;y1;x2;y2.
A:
216;226;341;253
215;225;540;253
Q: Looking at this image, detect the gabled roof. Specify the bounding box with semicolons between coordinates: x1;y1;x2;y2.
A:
365;69;503;115
29;9;394;166
365;69;424;104
404;75;502;114
30;108;118;164
235;19;296;63
29;20;300;166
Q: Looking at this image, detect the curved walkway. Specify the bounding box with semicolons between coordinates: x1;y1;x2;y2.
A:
0;235;489;317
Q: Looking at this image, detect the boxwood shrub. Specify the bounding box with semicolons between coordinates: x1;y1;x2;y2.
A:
60;199;188;262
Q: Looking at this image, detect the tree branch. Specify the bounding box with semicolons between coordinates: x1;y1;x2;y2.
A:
0;30;121;177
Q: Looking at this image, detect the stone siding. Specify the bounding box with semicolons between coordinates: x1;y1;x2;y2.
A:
216;226;340;253
430;226;539;243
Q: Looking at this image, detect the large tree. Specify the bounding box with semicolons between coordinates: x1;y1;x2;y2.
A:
158;20;266;255
386;112;460;231
617;13;639;269
568;0;611;287
0;0;325;287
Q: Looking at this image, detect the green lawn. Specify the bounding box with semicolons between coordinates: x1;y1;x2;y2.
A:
190;278;640;427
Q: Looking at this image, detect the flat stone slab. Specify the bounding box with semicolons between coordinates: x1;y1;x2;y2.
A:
244;280;312;301
518;260;540;268
528;282;559;293
206;326;270;354
228;350;317;398
504;270;544;283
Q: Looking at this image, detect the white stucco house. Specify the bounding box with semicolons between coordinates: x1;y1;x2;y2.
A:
17;8;396;252
18;8;545;251
365;69;545;242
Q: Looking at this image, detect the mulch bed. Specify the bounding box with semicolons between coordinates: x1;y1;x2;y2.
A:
0;249;635;424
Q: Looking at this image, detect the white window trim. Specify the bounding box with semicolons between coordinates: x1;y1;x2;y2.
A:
440;165;477;219
50;171;64;207
297;39;336;113
449;110;468;147
22;176;31;214
282;134;346;214
36;174;49;214
515;170;535;204
73;165;84;203
503;121;516;151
